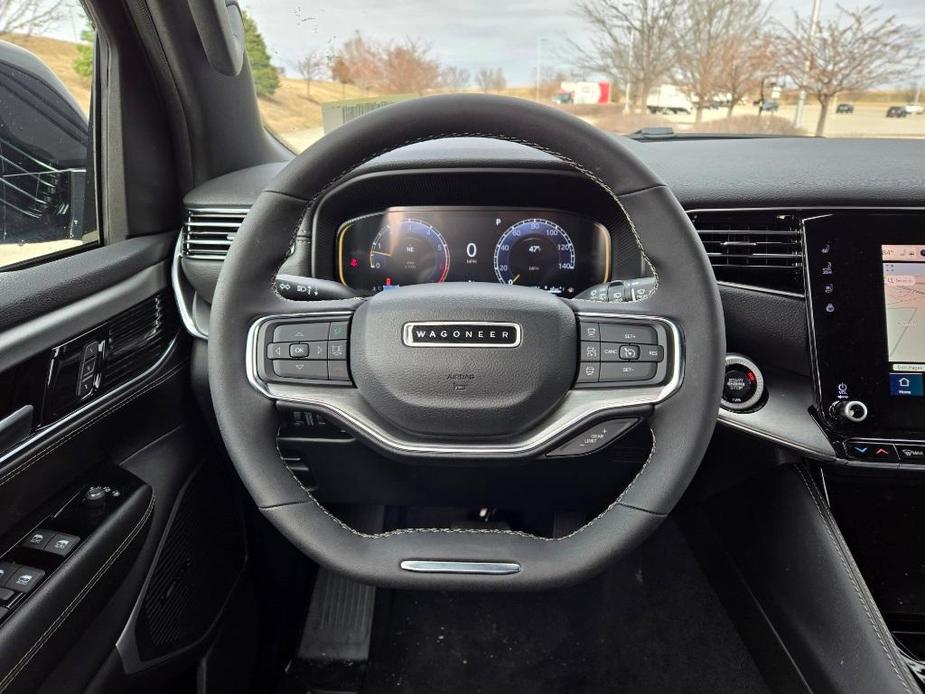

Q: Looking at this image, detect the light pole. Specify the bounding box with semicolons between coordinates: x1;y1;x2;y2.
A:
535;37;545;102
794;0;822;127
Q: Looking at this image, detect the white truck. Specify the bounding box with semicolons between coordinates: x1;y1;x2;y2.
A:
646;85;693;115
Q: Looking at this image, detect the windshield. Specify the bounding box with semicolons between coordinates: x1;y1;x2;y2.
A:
237;0;925;150
7;1;924;150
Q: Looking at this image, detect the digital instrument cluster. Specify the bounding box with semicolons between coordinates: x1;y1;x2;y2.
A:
336;207;611;297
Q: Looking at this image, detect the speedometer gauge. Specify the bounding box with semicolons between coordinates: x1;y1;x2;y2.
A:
369;218;450;288
493;218;576;293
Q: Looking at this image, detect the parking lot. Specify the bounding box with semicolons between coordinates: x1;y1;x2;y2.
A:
661;101;925;138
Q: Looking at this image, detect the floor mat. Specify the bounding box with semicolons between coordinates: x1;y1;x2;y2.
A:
362;520;770;694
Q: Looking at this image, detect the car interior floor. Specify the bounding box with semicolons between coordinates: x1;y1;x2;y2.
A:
348;519;769;694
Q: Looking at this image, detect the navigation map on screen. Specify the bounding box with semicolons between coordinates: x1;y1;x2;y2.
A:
883;245;925;396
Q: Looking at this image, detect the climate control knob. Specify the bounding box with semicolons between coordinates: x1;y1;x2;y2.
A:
831;400;868;423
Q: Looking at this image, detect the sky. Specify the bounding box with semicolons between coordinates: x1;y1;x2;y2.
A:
45;0;925;86
239;0;925;85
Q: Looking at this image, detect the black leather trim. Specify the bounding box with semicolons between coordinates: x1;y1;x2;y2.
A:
0;483;154;694
713;465;920;694
0;233;174;333
209;95;725;589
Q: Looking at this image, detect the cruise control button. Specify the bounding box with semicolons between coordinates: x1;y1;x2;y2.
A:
327;341;348;360
599;323;656;344
273;322;329;343
328;361;351;381
638;345;664;362
579;322;600;341
600;362;657;382
581;342;600;361
329;322;349;340
46;533;80;557
600;343;623;361
547;419;638;457
6;566;44;593
619;345;639;361
266;342;287;360
273;360;328;380
576;362;600;383
21;530;53;550
897;444;925;463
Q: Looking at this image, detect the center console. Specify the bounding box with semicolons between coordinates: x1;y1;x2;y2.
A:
805;212;925;468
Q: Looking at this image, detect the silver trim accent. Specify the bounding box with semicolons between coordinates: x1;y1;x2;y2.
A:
171;233;209;340
402;321;522;348
720;354;765;411
245;310;683;458
400;560;521;575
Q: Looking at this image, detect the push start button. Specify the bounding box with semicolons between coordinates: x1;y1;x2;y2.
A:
721;355;764;411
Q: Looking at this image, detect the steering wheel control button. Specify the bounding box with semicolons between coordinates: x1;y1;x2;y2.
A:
273;360;328;380
45;533;80;557
273;322;330;343
618;345;639;361
577;362;600;383
579;322;600;341
21;530;52;551
600;362;657;382
327;341;347;360
581;342;600;361
547;419;637;457
329;322;349;340
638;345;664;362
6;566;44;593
720;355;765;411
267;343;287;360
599;323;656;344
328;362;350;381
289;343;309;358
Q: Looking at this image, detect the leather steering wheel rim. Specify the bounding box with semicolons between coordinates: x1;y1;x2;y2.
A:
209;94;725;590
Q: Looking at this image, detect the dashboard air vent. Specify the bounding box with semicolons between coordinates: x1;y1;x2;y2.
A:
183;208;248;259
689;211;804;294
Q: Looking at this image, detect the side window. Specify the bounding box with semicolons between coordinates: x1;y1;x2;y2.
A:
0;8;98;269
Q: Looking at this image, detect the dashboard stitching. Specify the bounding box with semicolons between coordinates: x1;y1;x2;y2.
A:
794;465;914;694
267;428;659;542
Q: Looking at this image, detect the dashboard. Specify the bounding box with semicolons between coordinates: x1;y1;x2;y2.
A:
336;206;610;297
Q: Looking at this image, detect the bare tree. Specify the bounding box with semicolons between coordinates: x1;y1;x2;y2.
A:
329;32;382;95
776;5;924;136
672;0;767;122
440;65;470;90
715;23;774;117
571;0;682;111
475;67;506;92
381;39;441;94
0;0;65;36
294;49;324;100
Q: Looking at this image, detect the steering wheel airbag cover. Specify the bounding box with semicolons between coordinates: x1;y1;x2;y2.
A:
208;94;724;589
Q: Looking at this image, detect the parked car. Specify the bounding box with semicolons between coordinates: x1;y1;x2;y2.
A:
887;105;909;118
836;103;855;114
905;103;924;115
758;99;779;113
551;92;573;105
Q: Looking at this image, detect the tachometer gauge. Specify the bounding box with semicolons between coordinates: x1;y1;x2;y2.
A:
369;218;450;287
493;218;576;292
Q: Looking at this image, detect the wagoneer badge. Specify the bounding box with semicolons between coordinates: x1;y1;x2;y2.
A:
402;322;522;347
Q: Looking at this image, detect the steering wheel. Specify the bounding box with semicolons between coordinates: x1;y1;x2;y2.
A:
209;95;724;590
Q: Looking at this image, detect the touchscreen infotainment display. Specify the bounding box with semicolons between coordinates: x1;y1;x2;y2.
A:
882;245;925;396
